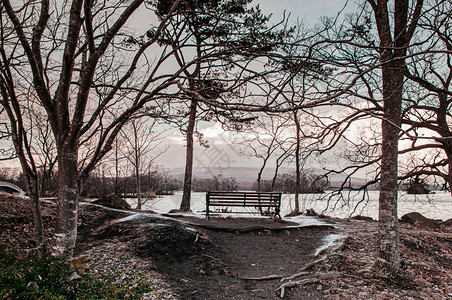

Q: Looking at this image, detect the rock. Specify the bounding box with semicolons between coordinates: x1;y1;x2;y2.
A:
442;218;452;227
401;212;440;229
305;208;318;216
168;209;191;214
406;182;430;194
65;272;82;282
351;215;374;221
285;210;303;217
93;194;131;210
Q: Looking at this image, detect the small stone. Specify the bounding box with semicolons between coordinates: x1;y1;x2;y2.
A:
65;272;82;282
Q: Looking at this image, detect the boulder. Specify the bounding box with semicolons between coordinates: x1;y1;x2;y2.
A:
351;215;374;221
406;184;430;194
305;208;318;216
93;194;131;210
442;218;452;227
401;212;440;229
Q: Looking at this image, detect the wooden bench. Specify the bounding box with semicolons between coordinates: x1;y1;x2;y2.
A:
205;191;282;220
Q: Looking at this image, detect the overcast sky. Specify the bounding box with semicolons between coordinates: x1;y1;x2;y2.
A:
256;0;352;24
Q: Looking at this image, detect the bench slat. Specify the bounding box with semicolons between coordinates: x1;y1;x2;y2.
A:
206;191;282;220
208;197;279;201
209;202;279;207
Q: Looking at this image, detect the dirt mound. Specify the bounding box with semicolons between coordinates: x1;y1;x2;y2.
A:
77;203;132;241
80;208;333;299
157;226;331;299
85;212;210;264
0;194;33;226
132;223;208;261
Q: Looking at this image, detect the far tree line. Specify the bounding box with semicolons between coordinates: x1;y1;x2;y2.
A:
0;167;332;196
1;166;431;197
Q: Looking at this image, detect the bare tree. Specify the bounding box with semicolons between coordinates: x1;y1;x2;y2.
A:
0;0;299;254
154;0;296;211
0;0;186;257
120;117;168;209
352;0;423;276
229;114;290;192
306;0;424;276
266;0;428;276
0;42;45;254
399;0;452;193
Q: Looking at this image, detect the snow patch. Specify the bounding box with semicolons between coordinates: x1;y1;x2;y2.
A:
106;211;189;226
115;213;146;223
79;201;135;214
165;211;205;218
285;215;334;228
314;233;345;257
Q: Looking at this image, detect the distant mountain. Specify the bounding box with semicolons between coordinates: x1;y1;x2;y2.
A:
170;166;276;190
169;166;374;191
171;167;264;180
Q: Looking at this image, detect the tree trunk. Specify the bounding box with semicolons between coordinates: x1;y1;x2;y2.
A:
180;98;198;211
374;61;404;276
114;139;120;195
24;176;45;256
134;122;142;209
448;160;452;196
294;110;301;213
438;93;452;195
368;0;423;277
257;172;262;192
271;161;281;191
53;145;79;258
136;168;142;209
256;167;265;210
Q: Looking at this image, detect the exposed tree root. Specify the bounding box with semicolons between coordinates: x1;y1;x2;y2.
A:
275;233;349;298
280;271;310;282
276;273;336;298
276;278;320;298
240;274;285;281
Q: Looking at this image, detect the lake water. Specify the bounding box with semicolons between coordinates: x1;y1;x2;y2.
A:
135;191;451;221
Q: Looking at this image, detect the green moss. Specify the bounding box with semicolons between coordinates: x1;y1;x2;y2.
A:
0;246;158;299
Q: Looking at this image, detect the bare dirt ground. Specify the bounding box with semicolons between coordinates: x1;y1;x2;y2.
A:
151;220;332;299
1;194;451;299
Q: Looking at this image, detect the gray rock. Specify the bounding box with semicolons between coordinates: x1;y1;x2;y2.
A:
305;208;318;216
401;212;440;229
65;272;81;282
442;218;452;227
351;215;374;221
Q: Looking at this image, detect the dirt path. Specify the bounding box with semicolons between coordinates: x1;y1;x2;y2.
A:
157;224;333;299
77;206;338;299
78;209;451;300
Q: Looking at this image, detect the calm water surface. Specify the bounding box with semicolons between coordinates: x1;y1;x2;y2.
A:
134;191;451;221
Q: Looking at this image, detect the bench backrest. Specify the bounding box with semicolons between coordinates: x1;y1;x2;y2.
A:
206;191;281;206
205;191;282;219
